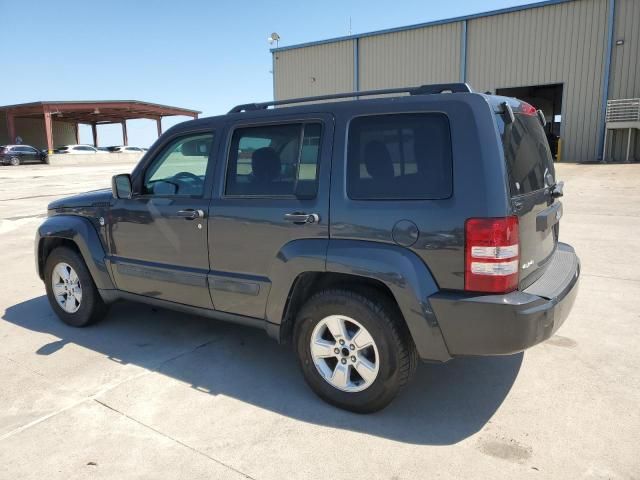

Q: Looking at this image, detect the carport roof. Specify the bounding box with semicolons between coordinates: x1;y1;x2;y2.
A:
0;100;200;124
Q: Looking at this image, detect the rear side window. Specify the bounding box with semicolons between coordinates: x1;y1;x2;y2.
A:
497;113;555;196
347;113;453;200
225;122;322;197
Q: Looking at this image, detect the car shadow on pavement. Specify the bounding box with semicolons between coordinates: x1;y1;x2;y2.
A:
3;296;523;445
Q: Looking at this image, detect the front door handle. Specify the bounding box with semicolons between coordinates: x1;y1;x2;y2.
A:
176;209;205;220
284;212;320;224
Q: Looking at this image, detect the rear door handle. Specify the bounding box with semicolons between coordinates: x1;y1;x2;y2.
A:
176;209;205;220
284;212;320;224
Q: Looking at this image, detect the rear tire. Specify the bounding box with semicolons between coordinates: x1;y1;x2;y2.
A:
294;289;417;413
9;156;20;166
44;247;107;327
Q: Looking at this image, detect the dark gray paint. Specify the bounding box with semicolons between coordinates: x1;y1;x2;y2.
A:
36;90;580;362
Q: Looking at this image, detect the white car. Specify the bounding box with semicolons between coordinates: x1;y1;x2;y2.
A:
54;145;100;154
106;146;145;153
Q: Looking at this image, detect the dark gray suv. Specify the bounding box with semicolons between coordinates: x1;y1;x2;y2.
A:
35;83;580;412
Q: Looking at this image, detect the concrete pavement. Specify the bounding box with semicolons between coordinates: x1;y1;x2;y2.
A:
0;162;638;479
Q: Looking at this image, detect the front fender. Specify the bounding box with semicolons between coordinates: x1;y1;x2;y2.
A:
326;240;451;362
35;215;115;291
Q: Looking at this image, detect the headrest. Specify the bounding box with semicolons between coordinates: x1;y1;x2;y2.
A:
363;140;394;180
251;147;281;182
181;138;211;156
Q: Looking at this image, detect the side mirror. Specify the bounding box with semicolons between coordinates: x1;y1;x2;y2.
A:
112;174;132;199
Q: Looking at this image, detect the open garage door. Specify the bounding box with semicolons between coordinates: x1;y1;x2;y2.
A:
496;84;563;160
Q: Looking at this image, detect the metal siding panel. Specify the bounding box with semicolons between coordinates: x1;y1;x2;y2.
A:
358;22;462;90
466;0;608;162
0;112;7;144
9;118;75;150
273;40;354;101
609;0;640;161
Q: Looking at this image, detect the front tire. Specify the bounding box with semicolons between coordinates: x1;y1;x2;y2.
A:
44;247;107;327
294;289;417;413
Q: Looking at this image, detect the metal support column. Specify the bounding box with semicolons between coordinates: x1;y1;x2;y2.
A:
121;121;128;146
43;111;53;152
91;123;98;147
598;0;616;161
353;38;360;97
460;20;467;83
6;112;16;144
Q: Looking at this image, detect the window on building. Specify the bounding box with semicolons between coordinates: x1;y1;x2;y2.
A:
225;122;322;197
347;113;453;200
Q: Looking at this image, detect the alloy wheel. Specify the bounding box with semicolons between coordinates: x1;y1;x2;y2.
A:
309;315;380;392
51;262;82;313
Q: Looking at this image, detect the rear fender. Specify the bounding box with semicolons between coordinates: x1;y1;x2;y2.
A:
326;240;451;362
265;239;328;326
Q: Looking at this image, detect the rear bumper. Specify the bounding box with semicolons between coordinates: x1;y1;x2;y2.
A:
430;243;580;356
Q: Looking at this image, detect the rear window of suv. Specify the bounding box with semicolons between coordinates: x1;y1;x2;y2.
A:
347;113;452;200
496;113;555;196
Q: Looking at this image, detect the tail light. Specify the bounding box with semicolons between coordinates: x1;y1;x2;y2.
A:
465;216;519;293
519;102;537;116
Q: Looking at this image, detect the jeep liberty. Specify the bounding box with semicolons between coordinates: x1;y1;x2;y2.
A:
36;83;580;412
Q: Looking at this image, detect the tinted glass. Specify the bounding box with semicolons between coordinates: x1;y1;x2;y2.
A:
143;133;214;196
225;123;321;197
496;113;555;196
347;113;453;200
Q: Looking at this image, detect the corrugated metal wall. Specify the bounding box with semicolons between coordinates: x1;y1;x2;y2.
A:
466;0;608;162
0;112;76;149
273;0;638;162
608;0;640;161
358;23;462;90
273;40;354;101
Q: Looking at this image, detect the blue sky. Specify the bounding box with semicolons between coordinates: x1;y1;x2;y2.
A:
2;0;541;147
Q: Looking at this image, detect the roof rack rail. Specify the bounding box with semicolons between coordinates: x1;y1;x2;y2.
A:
228;83;473;113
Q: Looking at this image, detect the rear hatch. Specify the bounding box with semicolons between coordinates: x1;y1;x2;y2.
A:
494;99;560;289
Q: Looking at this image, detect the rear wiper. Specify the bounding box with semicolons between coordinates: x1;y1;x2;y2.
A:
549;181;564;198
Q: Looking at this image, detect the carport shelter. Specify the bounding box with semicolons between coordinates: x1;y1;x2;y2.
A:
0;101;200;151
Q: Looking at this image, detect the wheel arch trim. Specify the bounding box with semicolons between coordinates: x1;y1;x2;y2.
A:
267;238;451;362
35;215;115;291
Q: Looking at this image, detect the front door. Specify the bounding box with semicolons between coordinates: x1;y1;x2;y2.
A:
108;131;216;309
208;115;333;319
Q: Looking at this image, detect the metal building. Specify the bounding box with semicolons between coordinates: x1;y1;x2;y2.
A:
272;0;639;162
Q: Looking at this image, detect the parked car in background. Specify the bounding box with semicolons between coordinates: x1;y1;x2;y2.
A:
0;145;48;165
54;145;100;154
106;146;145;153
97;147;110;153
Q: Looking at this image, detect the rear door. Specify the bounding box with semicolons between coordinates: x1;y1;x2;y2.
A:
23;146;40;162
496;106;559;288
208;114;333;319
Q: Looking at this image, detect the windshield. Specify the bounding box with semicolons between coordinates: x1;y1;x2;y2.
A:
496;113;555;197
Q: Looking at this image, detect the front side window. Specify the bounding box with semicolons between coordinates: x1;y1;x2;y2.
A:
143;132;214;196
347;113;453;200
225;122;322;197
